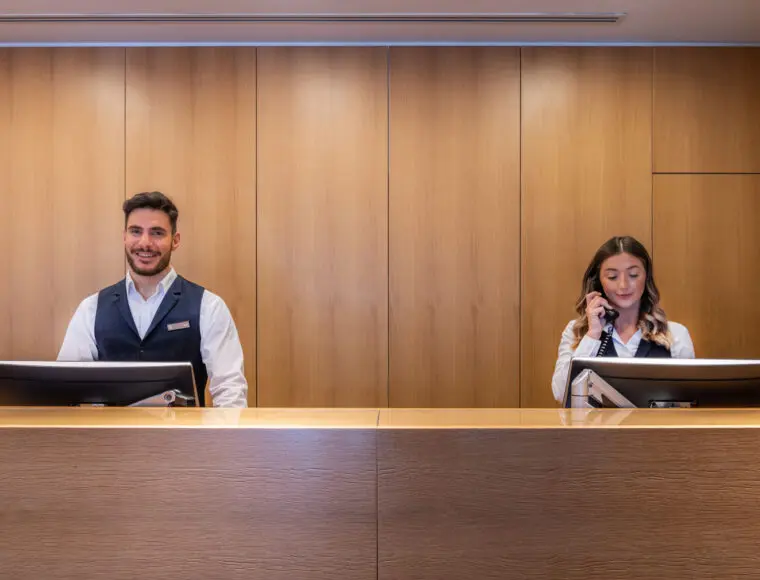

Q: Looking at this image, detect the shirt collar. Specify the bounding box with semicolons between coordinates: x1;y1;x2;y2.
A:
125;267;177;300
609;325;642;349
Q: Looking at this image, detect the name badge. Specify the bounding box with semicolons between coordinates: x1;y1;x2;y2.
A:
167;321;191;331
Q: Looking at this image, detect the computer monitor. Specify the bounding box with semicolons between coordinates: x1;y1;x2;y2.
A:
563;358;760;409
0;361;198;407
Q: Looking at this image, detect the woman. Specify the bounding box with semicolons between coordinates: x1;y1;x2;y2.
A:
551;236;695;404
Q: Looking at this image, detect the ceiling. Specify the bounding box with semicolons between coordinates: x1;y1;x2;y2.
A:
0;0;758;46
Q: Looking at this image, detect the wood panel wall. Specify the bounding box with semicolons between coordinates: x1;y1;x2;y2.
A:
654;175;760;358
0;46;758;407
651;49;760;373
521;48;653;408
126;47;257;406
256;48;389;407
0;48;125;360
389;47;520;407
654;48;760;173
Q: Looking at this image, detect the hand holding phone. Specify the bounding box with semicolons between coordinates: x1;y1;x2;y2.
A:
585;291;617;340
603;307;619;324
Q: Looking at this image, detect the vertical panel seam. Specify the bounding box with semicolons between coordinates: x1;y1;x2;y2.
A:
651;48;655;253
255;48;260;407
386;46;391;411
123;48;128;271
518;48;523;408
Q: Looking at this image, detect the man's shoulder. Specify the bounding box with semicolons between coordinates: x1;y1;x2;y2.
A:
172;275;237;320
175;275;207;294
196;287;236;324
97;278;126;297
86;279;124;312
75;291;101;314
200;288;228;310
173;276;225;307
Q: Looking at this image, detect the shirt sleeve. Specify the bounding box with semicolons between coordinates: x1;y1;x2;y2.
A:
669;322;696;359
551;320;601;404
199;291;249;408
57;294;99;361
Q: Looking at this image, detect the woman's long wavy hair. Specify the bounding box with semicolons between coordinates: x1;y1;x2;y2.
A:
571;236;672;349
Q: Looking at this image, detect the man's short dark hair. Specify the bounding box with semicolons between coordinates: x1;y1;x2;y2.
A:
123;191;179;233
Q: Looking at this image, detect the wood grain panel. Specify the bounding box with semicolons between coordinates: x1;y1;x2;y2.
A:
654;48;760;173
126;48;257;406
379;427;760;579
654;175;760;358
257;48;388;407
521;48;653;408
388;48;520;407
0;48;125;360
0;427;376;580
0;51;10;360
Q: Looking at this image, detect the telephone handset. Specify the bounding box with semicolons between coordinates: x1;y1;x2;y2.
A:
603;307;619;324
589;274;619;356
597;308;618;356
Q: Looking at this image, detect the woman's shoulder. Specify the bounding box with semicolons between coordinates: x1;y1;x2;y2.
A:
667;320;690;336
665;320;696;357
561;319;578;334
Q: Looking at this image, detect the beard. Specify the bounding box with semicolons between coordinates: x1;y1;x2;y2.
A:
126;248;172;277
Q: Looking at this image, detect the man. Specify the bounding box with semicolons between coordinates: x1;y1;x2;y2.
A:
58;191;248;408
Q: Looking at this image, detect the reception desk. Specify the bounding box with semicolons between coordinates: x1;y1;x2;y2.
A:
1;408;760;579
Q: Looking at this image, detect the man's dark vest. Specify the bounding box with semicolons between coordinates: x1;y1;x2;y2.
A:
94;275;208;405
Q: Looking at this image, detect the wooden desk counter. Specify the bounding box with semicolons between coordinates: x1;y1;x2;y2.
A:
4;406;760;429
380;406;760;428
0;408;379;580
378;408;760;580
0;406;381;428
3;408;760;580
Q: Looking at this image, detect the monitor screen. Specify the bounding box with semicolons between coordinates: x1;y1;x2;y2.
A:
0;361;198;407
563;358;760;409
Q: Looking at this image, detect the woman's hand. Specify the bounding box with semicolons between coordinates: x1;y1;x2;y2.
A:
585;291;612;340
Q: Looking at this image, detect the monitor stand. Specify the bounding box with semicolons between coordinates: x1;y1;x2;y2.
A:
570;370;635;408
129;389;196;407
571;370;696;408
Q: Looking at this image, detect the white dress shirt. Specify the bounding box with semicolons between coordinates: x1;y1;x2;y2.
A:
551;319;696;404
58;268;248;408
